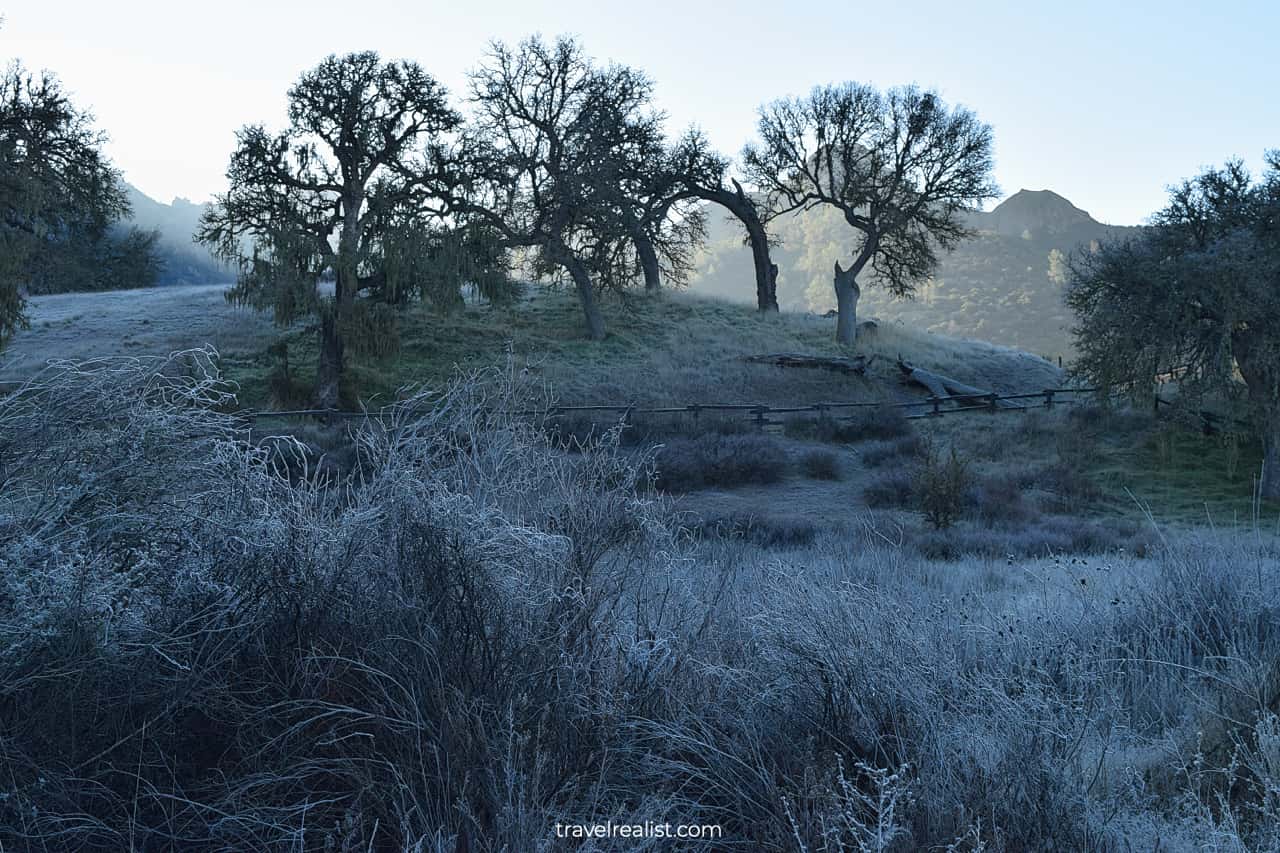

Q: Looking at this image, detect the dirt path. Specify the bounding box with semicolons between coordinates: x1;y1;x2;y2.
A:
0;283;279;378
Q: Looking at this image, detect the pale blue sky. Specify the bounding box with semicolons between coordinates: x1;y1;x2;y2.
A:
4;0;1277;224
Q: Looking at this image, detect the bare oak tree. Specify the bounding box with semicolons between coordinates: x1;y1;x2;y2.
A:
744;83;996;342
198;51;461;408
456;36;657;340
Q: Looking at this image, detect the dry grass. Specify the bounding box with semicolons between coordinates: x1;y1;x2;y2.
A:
3;355;1280;851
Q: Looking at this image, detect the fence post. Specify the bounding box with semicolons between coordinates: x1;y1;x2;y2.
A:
986;392;998;412
753;405;767;432
929;396;942;417
1044;390;1054;410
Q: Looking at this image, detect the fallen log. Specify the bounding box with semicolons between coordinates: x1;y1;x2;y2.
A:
745;353;870;375
896;359;1024;409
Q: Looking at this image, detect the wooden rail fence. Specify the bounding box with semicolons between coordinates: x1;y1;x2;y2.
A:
229;387;1097;430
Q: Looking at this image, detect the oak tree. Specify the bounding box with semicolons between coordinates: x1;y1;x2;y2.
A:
198;51;470;407
744;83;997;342
1068;155;1280;498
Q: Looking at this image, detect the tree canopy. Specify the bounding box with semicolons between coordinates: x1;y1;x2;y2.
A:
198;51;498;407
744;83;997;342
0;60;155;345
453;35;671;339
1067;154;1280;497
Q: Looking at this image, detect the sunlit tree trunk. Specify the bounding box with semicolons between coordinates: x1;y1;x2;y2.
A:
833;260;862;345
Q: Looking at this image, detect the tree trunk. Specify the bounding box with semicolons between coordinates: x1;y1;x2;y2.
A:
1233;331;1280;500
315;309;343;410
562;253;606;340
833;260;861;345
314;189;362;408
634;229;661;294
1263;423;1280;501
695;182;778;312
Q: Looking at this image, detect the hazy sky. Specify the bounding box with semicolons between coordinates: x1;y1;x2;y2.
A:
4;0;1277;225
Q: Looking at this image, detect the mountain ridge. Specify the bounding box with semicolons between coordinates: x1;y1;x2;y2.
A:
123;183;230;286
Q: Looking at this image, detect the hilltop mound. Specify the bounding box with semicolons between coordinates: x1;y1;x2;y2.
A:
967;188;1096;238
1;285;1063;412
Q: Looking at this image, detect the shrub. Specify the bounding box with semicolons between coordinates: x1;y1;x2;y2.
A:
800;448;842;480
693;512;818;549
786;405;911;444
860;434;925;467
863;469;917;508
917;443;971;530
655;433;788;491
969;472;1037;527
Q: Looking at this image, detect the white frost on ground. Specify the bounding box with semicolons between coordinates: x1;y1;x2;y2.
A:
0;283;279;378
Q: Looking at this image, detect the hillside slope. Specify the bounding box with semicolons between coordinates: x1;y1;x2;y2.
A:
689;189;1139;360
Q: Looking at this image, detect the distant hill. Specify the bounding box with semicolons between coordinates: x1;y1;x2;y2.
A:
688;189;1140;360
123;184;231;286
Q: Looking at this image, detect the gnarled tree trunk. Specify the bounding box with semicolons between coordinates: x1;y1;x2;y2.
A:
315;309;344;410
633;229;661;294
695;180;778;313
315;195;362;408
833;260;861;345
561;251;606;341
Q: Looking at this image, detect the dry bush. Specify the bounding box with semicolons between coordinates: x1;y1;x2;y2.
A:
0;353;686;851
2;352;1278;852
800;448;843;481
654;433;788;492
916;443;971;530
786;405;912;445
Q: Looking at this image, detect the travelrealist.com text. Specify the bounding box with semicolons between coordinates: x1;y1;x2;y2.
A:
553;821;723;840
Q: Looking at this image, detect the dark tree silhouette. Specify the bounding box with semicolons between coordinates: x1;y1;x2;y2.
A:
592;114;707;296
668;129;779;312
1068;154;1280;498
198;51;466;408
744;83;997;342
455;36;662;340
0;61;153;344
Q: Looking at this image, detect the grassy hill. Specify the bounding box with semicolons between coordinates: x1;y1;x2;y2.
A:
219;288;1065;410
210;288;1271;530
4;282;1270;532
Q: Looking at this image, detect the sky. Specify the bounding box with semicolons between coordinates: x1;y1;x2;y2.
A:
3;0;1277;225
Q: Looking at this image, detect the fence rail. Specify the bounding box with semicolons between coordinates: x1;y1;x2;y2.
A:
229;387;1098;428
